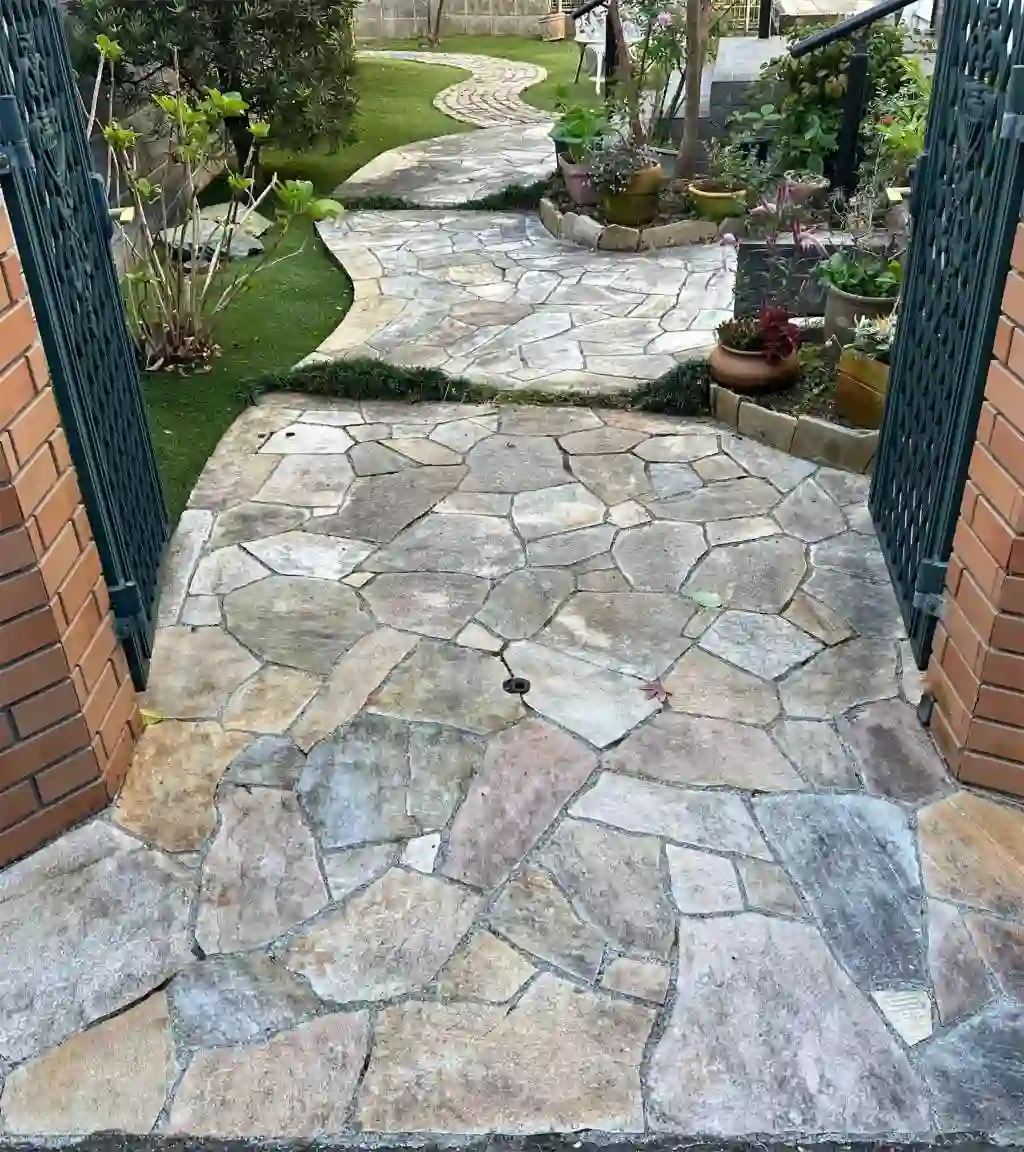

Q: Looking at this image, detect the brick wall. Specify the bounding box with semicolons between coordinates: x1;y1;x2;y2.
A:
928;222;1024;797
0;196;141;868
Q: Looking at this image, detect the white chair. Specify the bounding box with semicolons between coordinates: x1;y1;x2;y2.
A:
573;8;644;93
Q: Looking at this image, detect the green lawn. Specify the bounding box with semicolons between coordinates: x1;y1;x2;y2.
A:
145;56;474;523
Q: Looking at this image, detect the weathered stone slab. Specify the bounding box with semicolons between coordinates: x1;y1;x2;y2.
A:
612;522;706;592
721;434;817;491
784;590;854;646
114;721;250;852
771;718;861;787
369;639;523;734
667;844;743;914
402;831;441;872
168;954;320;1047
512;483;606;540
705;515;779;546
224;575;373;674
812;530;890;583
918;791;1024;919
311;466;465;543
527;524;616;566
208;502;307;550
803;567;907;638
539;591;692;679
872;988;933;1045
385;437;462;465
196;787;327;952
489;868;605;980
965;913;1024;999
504;641;659;748
323;844;397;900
610;710;801;791
664;649;780;725
774;478;846;542
357;973;653;1133
363;571;490;637
647;914;930;1135
0;822;192;1066
499;406;603;435
572;773;772;859
779;638;898;718
571;453;651;504
365;513;524;577
476;568;573;639
191;455;277;512
634;433;718;462
260;422;354;455
145;626;260;720
437;932;535;1002
559;426;646;454
537;818;674;958
190;545;268;596
462;434;566;491
700;609;822;679
693;453;745;482
0;992;175;1136
282;869;479;1001
757;793;925;987
157;509;213;625
431;419;495;453
444;718;596;888
646;462;703;500
684;535;806;612
838;700;952;804
601;957;670;1003
167;1013;371;1136
257;454;355;506
927;899;992;1025
224;734;306;787
736;857;805;918
652;477;781;522
435;490;511;515
243;531;374;580
221;666;319;734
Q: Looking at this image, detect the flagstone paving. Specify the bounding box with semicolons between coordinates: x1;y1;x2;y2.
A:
3;397;1024;1142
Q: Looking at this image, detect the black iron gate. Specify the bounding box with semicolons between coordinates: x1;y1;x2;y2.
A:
870;0;1024;669
0;0;168;688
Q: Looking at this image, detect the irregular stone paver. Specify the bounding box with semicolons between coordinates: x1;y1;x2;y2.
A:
560;427;646;455
145;626;260;719
528;524;616;566
444;718;595;889
784;589;855;646
363;571;489;637
612;521;706;592
261;421;354;454
208;502;307;550
113;721;250;851
0;992;175;1136
667;844;743;914
774;477;847;542
196;787;327;952
634;433;718;462
684;535;806;612
780;638;899;718
606;711;801;791
803;567;907;637
511;483;605;540
757;793;925;987
224;734;306;787
505;641;659;748
647;914;930;1135
461;434;566;491
813;530;891;583
664;648;780;725
283;869;479;1001
537;818;675;958
437;932;535;1002
571;453;651;504
167;1013;371;1137
736;857;806;918
722;434;817;491
872;988;933;1045
221;666;319;734
490;867;605;981
157;509;213;625
190;545;267;596
927;900;992;1025
771;718;862;787
357;973;654;1133
601;957;670;1003
243;531;374;580
402;831;441;871
257;454;354;506
538;591;693;679
313;466;465;542
365;513;524;577
0;822;192;1066
323;845;397;901
476;568;573;639
965;913;1024;999
572;773;772;860
652;477;781;522
837;699;953;804
168;954;320;1047
700;609;822;679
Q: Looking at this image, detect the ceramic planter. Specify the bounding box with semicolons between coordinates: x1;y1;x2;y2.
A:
836;347;890;429
784;171;830;205
823;285;898;346
557;154;599;207
601;164;664;227
688;180;746;222
709;342;799;393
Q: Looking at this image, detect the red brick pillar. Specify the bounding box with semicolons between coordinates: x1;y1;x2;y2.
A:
0;195;141;867
928;222;1024;797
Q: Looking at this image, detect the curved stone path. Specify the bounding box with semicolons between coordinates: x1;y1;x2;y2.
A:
6;396;1024;1141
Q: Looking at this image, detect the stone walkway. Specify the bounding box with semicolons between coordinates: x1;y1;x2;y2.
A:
3;397;1024;1141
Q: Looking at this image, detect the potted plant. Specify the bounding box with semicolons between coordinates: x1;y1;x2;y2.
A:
816;249;901;345
783;169;830;205
591;139;664;226
688;141;750;222
709;305;802;392
551;104;610;206
836;311;894;429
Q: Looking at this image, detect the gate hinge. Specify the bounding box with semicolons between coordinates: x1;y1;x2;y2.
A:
108;581;144;629
1004;66;1024;140
0;96;33;175
913;558;948;617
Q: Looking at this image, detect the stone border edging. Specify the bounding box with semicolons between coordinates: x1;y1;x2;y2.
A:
539;196;720;252
711;380;878;474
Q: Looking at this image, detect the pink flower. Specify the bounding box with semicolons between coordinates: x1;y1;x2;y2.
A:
654;11;674;28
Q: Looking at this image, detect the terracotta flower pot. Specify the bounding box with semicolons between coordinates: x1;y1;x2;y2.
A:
823;284;898;346
601;164;663;227
836;346;890;429
688;179;746;222
709;342;799;394
557;154;599;207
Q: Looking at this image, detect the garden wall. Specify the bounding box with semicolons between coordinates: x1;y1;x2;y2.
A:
355;0;550;38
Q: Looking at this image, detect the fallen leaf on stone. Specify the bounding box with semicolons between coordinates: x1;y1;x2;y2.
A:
641;680;672;703
139;709;164;728
685;589;723;608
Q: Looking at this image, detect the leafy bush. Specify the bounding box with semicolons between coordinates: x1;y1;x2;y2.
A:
590;140;661;194
816;250;901;298
717;306;801;362
550;104;611;163
852;311;896;362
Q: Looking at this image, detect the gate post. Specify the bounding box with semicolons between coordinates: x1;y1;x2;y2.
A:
0;195;141;867
929;220;1024;798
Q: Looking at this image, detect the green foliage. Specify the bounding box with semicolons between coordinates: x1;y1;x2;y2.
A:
865;57;932;185
340;180;549;212
550;104;611;163
852;311;896;362
816;250;901;298
590;140;660;195
71;0;358;161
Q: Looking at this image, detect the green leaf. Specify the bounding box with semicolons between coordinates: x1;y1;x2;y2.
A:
95;33;123;62
685;589;723;609
310;197;343;220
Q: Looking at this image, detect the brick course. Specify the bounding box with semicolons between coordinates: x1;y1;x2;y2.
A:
928;220;1024;797
0;195;139;867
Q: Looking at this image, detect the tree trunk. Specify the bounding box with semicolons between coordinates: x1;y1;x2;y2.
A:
676;0;705;176
427;0;445;44
607;0;645;145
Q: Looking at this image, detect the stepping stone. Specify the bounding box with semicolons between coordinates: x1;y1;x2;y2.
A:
771;718;861;787
651;477;781;522
633;433;718;462
559;426;646;454
736;858;806;918
437;932;535;1002
384;437;462;465
260;422;354;454
872;989;933;1045
684;535;806;613
511;483;605;540
167;1013;371;1137
145;626;261;719
601;957;670;1003
571;454;651;504
538;591;693;679
664;649;780;726
647;914;930;1135
694;453;745;482
243;531;374;580
224;734;307;788
0;822;192;1066
783;590;854;646
667;844;743;914
964;912;1024;1000
527;524;615;566
571;773;772;859
196;787;327;953
443;717;596;889
402;832;441;872
476;569;573;639
462;434;566;492
222;665;319;734
837;699;953;804
613;522;706;592
779;638;898;719
700;610;822;679
646;462;703;499
363;572;490;638
348;443;425;477
927;899;992;1025
224;575;374;674
168;955;320;1048
504;641;659;748
705;515;779;546
297;407;363;426
815;466;871;505
774;478;847;542
309;466;465;543
365;513;524;578
499;406;603;435
256;454;355;506
605;712;802;791
435;491;511;515
812;530;890;583
756;793;926;988
356;974;654;1133
282;869;479;1002
190;545;267;595
322;845;397;902
803;567;907;637
191;455;277;512
536;818;675;958
721;434;817;491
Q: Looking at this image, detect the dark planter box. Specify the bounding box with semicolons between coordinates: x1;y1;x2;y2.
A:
734;237;835;318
